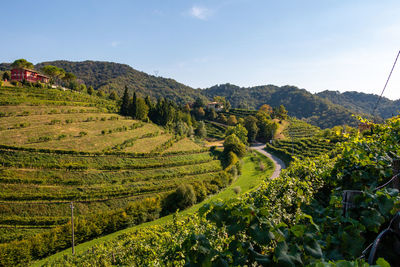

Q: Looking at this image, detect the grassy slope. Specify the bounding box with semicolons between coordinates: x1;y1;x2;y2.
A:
33;150;274;266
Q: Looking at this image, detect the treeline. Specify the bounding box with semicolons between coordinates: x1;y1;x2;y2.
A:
119;86;206;138
203;83;363;128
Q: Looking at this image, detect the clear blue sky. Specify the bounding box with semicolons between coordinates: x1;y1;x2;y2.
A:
2;0;400;100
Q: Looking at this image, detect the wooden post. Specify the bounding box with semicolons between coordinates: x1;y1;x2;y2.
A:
392;159;400;190
70;201;75;255
342;190;362;217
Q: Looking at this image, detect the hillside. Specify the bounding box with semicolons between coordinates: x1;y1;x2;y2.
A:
317;90;400;119
0;85;226;266
2;59;399;128
202;83;364;128
35;60;207;104
41;116;400;266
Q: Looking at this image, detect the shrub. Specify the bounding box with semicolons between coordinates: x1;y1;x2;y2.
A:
78;131;87;137
233;186;241;194
223;134;246;158
162;184;196;214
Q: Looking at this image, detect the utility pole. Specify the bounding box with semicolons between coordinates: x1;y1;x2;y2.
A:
70;201;75;255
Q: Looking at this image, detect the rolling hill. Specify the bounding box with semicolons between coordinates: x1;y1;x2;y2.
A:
0;85;226;266
2;60;399;128
202;83;363;128
316;90;400;119
35;60;207;104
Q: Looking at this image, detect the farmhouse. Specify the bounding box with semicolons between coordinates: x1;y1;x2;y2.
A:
206;102;224;112
11;68;50;83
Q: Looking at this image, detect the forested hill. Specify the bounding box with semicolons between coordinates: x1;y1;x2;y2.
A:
202;83;362;128
34;60;206;104
316;90;400;119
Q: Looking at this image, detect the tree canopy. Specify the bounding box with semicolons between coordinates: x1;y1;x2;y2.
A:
11;59;34;69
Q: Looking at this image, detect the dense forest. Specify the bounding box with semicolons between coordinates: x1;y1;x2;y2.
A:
34;61;207;105
203;83;364;128
317;90;400;119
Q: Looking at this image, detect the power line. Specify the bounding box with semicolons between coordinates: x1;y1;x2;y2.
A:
372;50;400;117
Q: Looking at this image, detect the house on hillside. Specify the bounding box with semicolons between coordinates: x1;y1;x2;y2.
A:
206;102;224;112
11;68;49;83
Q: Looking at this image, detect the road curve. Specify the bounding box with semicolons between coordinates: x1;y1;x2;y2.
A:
250;142;286;179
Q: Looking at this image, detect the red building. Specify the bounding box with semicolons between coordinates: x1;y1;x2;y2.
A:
11;68;50;83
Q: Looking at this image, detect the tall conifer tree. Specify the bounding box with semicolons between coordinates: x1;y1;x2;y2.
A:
120;86;130;116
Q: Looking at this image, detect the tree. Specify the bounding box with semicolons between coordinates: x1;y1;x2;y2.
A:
223;134;246;158
184;103;191;113
244;116;259;143
41;65;65;84
109;91;118;100
195;121;207;138
11;59;34;69
2;71;10;81
79;84;86;92
120;86;130;116
227;115;237;126
259;104;273;116
194;97;205;108
218;113;227;124
87;86;94;95
162;184;196;213
97;91;104;97
62;72;76;84
257;117;278;142
273;105;288;120
225;124;248;145
195;107;205;119
207;109;217;120
130;92;137;118
135;97;149;121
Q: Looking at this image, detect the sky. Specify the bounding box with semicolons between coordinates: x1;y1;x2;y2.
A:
2;0;400;100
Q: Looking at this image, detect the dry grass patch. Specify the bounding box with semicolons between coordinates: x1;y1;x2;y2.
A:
123;134;172;153
165;138;202;152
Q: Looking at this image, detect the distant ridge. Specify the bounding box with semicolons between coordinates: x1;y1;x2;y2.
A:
35;60;207;104
1;59;399;128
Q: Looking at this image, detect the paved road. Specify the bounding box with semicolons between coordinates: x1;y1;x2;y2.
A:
250;143;286;179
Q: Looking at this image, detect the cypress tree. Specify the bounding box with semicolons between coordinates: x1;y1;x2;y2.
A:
120;86;130;116
130;92;137;119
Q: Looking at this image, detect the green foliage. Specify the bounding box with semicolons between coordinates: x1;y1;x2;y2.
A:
2;71;10;81
49;116;400;266
35;60;208;105
162;184;197;214
194;121;207;138
11;59;34;69
244;115;259;143
87;86;94;95
225;123;248;145
203;83;362;128
223;134;246;158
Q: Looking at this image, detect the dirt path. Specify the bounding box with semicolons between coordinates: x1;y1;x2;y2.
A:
250;142;286;178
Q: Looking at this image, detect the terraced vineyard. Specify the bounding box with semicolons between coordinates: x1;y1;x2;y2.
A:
220;108;257;119
283;117;321;138
266;137;338;165
0;86;225;265
204;120;226;139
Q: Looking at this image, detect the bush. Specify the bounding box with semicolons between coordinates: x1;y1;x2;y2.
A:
233;186;241;194
223;134;246;158
162;184;196;214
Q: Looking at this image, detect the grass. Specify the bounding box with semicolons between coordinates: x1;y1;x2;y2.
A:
33;150;274;266
164;138;202;152
123;134;172;153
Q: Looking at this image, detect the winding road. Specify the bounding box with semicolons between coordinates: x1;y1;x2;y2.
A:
250;143;286;178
